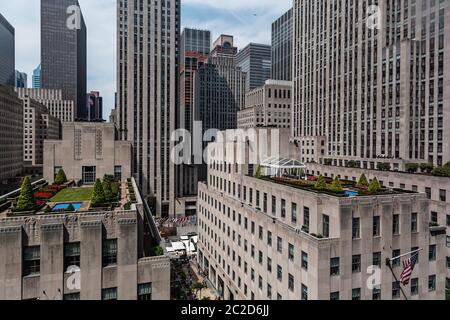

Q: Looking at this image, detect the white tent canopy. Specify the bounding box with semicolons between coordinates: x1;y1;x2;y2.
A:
260;157;307;179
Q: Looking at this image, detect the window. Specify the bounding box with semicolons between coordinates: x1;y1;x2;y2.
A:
323;214;329;238
267;284;272;299
64;242;80;270
373;216;380;237
429;245;436;261
373;252;382;267
447;214;450;227
263;193;268;212
352;288;361;300
281;199;286;218
277;265;283;281
447;257;450;269
267;257;272;272
23;246;40;276
411;278;419;296
352;218;360;239
138;283;152;300
82;166;96;184
271;196;276;216
258;276;263;290
330;292;340;300
301;284;308;300
288;274;295;291
393;214;400;234
288;243;295;262
392;250;401;267
439;189;446;202
392;281;400;299
431;212;438;224
259;226;263;240
301;251;308;270
448;236;450;248
102;287;117;300
63;293;80;300
291;203;297;224
102;239;117;267
267;231;272;246
259;251;263;265
303;207;310;229
330;257;340;276
277;237;283;253
428;275;436;292
372;288;381;300
411;213;418;232
352;255;361;273
114;165;122;182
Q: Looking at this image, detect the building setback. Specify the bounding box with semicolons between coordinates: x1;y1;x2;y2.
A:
271;8;293;81
41;0;87;120
16;88;75;123
117;0;180;217
238;80;292;129
237;43;272;92
0;13;15;86
0;86;23;182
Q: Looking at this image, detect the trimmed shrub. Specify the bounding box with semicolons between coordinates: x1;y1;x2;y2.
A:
432;166;450;177
314;175;327;191
357;174;369;187
368;177;382;194
111;181;120;200
91;179;105;207
377;163;391;171
124;202;132;210
66;204;75;212
420;163;434;173
405;163;419;173
102;175;113;202
329;176;343;193
54;169;68;185
255;165;262;178
15;176;35;212
153;246;164;256
347;160;359;168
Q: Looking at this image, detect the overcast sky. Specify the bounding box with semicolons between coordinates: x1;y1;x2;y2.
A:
1;0;292;119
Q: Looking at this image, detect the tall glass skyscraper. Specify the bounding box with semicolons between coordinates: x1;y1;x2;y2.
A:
41;0;87;120
237;43;272;92
271;8;292;81
0;13;15;86
32;64;41;89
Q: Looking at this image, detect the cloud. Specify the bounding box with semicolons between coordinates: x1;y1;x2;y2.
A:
183;0;292;12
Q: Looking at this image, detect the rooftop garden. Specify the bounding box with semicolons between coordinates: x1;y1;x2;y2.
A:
9;169;125;215
256;166;413;198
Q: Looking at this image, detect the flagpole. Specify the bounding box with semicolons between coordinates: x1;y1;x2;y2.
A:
389;248;423;263
386;258;408;300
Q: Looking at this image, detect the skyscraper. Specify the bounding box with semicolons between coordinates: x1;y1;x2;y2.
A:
87;91;103;122
41;0;87;120
177;29;210;207
0;13;15;86
292;0;450;168
271;8;292;81
32;64;41;89
236;43;271;91
15;70;27;88
117;0;180;217
194;35;246;133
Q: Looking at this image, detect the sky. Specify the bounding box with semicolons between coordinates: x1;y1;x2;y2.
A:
1;0;292;120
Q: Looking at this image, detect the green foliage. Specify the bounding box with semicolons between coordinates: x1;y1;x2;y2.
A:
153;246;164;256
255;165;262;178
124;202;132;210
314;175;327;191
405;163;419;173
444;162;450;168
102;175;113;202
329;176;343;193
66;204;75;212
357;174;369;187
346;160;359;168
324;158;333;165
111;181;120;201
420;163;434;173
432;166;450;177
54;169;68;185
91;179;105;207
15;176;35;212
377;162;391;171
44;205;52;213
368;177;382;194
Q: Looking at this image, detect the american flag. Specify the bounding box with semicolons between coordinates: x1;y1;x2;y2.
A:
400;253;418;285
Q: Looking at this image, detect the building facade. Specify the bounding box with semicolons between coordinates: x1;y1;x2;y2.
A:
16;88;75;123
21;98;60;168
32;64;41;89
0;13;15;86
238;80;292;129
271;8;293;81
237;43;272;92
15;71;27;88
0;178;170;300
87;91;103;122
41;0;87;120
43;122;132;185
194;35;246;133
0;86;23;182
292;0;450;168
196;134;447;300
117;0;180;217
